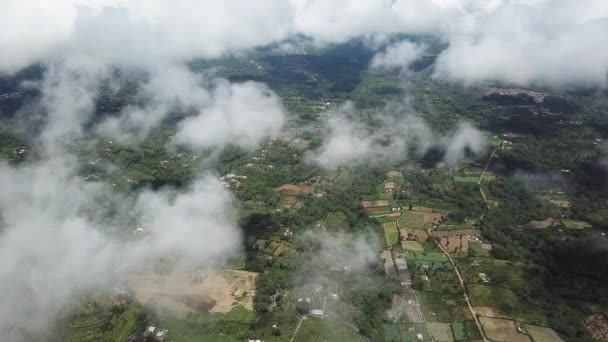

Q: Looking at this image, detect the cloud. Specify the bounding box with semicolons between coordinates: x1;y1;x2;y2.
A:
3;0;608;89
173;80;286;150
370;41;427;70
0;153;240;340
443;122;487;167
305;102;435;170
433;1;608;88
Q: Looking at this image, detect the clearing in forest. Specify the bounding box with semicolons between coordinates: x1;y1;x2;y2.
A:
128;270;257;315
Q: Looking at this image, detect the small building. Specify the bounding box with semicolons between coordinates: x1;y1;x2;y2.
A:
311;309;324;318
143;326;156;337
384;182;396;193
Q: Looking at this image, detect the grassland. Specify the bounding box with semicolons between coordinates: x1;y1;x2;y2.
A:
525;324;565;342
383;221;400;246
384;323;431;342
561;219;592;229
294;318;366;342
427;322;454;341
402;241;425;252
161;306;255;341
402;210;428;229
450;321;482;341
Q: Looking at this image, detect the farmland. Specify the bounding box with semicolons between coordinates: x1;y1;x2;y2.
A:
525;324;565;342
479;317;530;342
427;322;453;342
383;221;400;246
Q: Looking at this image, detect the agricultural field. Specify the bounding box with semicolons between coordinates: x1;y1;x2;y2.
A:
561;219;592;229
384;323;431;342
524;324;565;342
160;305;255;342
383;221;400;246
62;300;146;342
292;318;366;342
427;322;454;341
402;240;425;252
417;293;470;323
450;321;482;341
402;210;428;229
467;284;519;309
479;317;530;342
407;251;448;263
468;243;491;257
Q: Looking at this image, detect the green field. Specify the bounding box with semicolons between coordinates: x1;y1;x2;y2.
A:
525;324;565;342
294;318;366;342
467;284;518;307
427;322;454;342
161;306;256;341
402;240;425;252
383;222;400;246
561;219;592;229
384;323;431;342
407;251;448;263
453;176;479;183
450;321;481;341
402;210;427;229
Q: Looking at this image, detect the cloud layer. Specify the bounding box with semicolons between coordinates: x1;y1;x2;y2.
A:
3;0;608;88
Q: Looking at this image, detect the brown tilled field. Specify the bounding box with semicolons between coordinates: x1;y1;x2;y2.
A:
423;212;444;224
129;270;257;314
275;183;315;195
362;199;390;208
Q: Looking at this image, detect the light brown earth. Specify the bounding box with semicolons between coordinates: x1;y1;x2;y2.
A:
275;184;315;195
423;212;444;224
525;325;565;342
479;317;530;342
549;199;571;208
361;199;390;208
585;314;608;341
129;270;257;315
475;306;510;319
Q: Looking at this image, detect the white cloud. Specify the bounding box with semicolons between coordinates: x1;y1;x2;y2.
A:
173;80;286;150
443;122;487;167
0;154;240;340
306;102;435;170
3;0;608;88
370;41;427;70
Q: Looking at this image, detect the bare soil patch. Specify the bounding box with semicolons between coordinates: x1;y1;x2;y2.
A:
129;270;257;315
275;183;315;195
586;314;608;341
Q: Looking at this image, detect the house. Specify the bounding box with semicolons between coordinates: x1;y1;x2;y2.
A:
479;273;490;283
384;182;396;193
311;309;324;318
